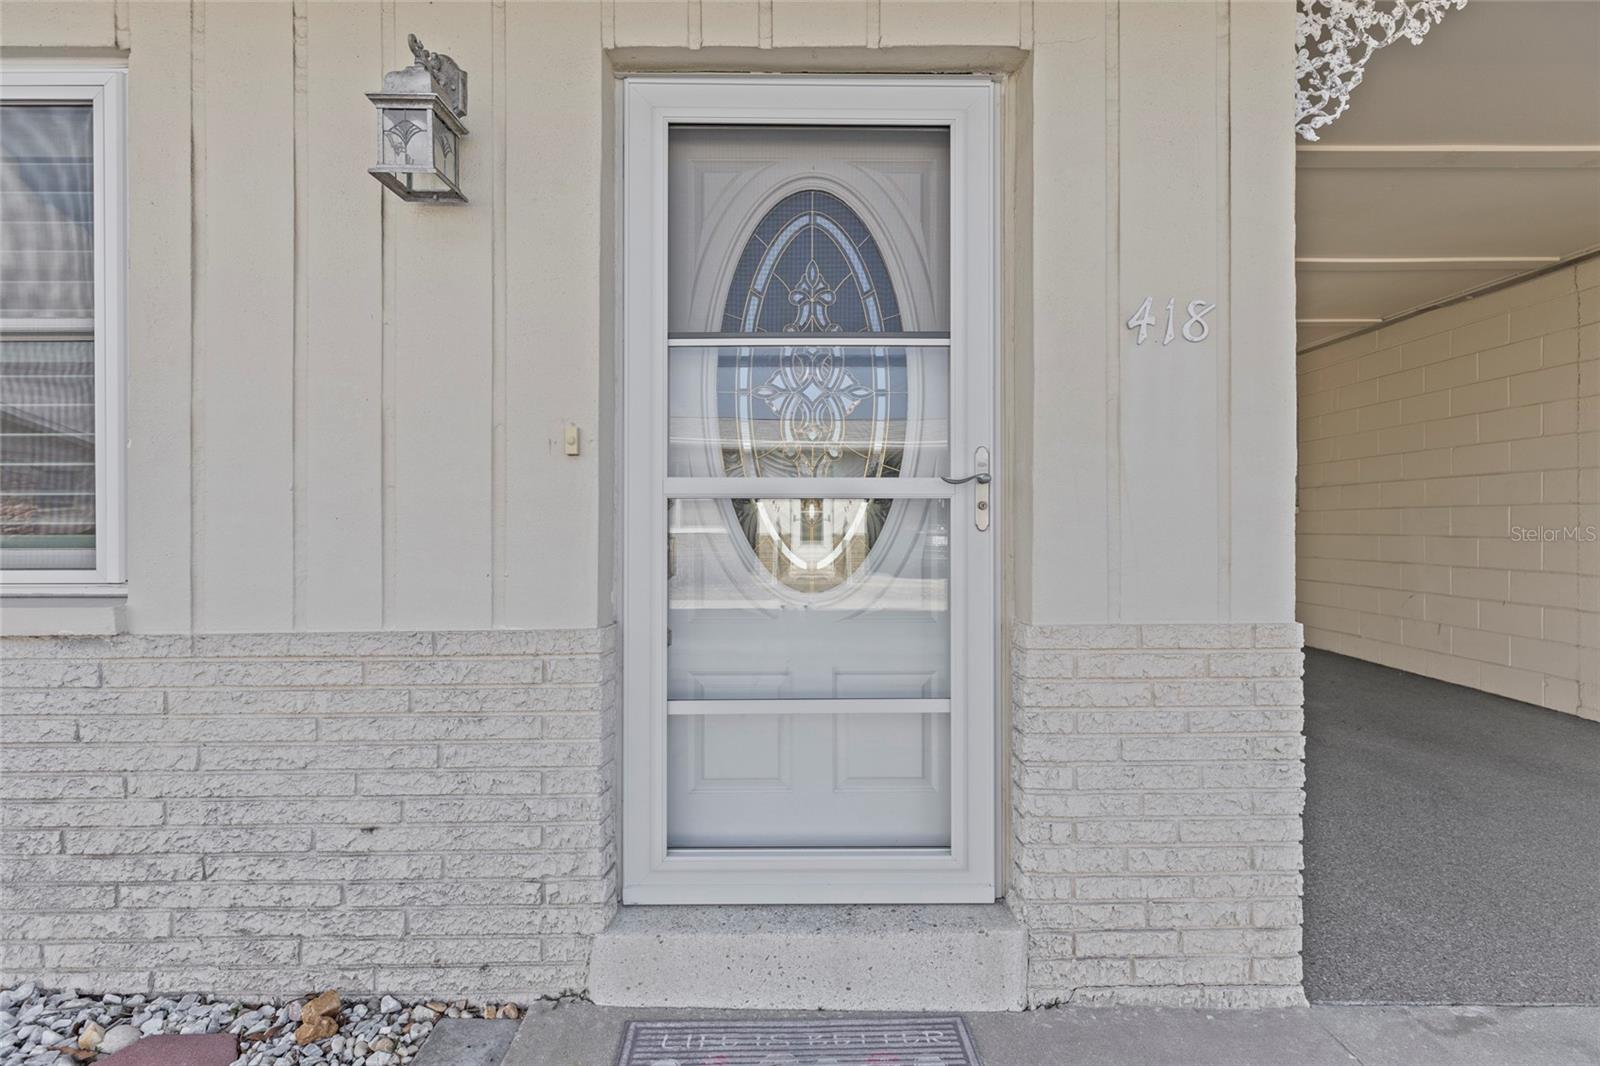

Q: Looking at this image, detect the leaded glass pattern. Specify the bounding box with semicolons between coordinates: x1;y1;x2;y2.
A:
721;189;903;335
717;346;906;480
713;190;915;594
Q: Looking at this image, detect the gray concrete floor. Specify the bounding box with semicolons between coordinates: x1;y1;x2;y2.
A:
1303;650;1600;1004
496;1003;1600;1066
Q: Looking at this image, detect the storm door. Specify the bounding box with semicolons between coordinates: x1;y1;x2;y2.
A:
622;78;997;903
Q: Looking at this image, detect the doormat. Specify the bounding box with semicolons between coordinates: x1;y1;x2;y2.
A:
615;1016;980;1065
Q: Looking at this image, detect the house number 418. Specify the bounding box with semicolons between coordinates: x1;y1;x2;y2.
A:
1126;296;1216;346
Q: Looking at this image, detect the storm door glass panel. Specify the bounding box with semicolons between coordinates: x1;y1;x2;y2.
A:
0;104;96;571
668;127;949;336
667;345;949;480
666;497;951;846
668;497;950;701
665;125;953;849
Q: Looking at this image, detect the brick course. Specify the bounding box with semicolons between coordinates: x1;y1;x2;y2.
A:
0;628;617;999
1009;622;1307;1008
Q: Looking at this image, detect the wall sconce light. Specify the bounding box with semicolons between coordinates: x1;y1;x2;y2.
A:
368;34;468;203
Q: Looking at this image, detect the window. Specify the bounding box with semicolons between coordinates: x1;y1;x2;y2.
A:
1;69;125;589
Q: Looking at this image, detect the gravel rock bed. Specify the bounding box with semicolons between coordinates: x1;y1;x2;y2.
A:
0;983;522;1065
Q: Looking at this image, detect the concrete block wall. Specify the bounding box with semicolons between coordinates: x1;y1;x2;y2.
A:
1009;623;1307;1008
0;629;617;999
1297;262;1600;721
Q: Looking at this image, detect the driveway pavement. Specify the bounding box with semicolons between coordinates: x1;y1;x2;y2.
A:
1302;650;1600;1004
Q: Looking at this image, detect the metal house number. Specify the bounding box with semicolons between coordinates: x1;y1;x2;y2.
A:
1126;296;1216;346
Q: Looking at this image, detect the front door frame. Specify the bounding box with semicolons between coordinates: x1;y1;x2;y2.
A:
620;75;999;904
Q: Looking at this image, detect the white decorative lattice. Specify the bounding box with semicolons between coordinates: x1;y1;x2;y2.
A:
1296;0;1467;141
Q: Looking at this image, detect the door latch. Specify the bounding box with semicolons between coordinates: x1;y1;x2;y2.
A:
942;447;991;531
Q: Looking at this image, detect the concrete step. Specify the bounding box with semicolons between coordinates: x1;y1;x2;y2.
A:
587;903;1027;1011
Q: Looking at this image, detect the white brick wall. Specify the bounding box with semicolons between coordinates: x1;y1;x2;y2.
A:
4;622;1307;1007
1297;261;1599;720
1009;622;1306;1008
0;628;617;999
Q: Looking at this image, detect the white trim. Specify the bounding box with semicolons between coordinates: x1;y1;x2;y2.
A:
621;75;998;905
667;477;955;499
0;67;128;592
1296;144;1600;170
668;698;950;717
1297;256;1562;268
667;334;952;347
0;583;128;599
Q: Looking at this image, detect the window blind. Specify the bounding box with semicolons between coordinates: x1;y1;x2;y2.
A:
1;103;97;571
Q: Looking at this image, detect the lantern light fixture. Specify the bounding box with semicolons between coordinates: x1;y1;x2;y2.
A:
368;34;469;203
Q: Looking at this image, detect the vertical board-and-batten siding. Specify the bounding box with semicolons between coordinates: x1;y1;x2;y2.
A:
1296;262;1600;720
303;0;384;630
50;0;612;634
196;1;295;631
1021;0;1297;626
10;0;1296;634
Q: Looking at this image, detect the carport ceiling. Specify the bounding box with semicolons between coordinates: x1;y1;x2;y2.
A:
1295;0;1600;353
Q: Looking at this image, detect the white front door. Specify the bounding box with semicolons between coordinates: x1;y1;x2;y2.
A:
622;77;997;903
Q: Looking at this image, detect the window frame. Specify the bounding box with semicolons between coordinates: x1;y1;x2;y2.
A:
0;67;127;592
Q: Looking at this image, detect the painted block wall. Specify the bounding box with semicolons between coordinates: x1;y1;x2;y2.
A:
1296;262;1600;721
0;629;618;997
1010;623;1306;1008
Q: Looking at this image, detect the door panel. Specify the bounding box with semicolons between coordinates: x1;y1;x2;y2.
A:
623;77;995;902
668;713;950;847
664;125;955;850
667;495;951;847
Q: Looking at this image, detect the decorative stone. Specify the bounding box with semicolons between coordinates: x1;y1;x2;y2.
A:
76;1021;104;1050
0;984;445;1064
293;990;341;1046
